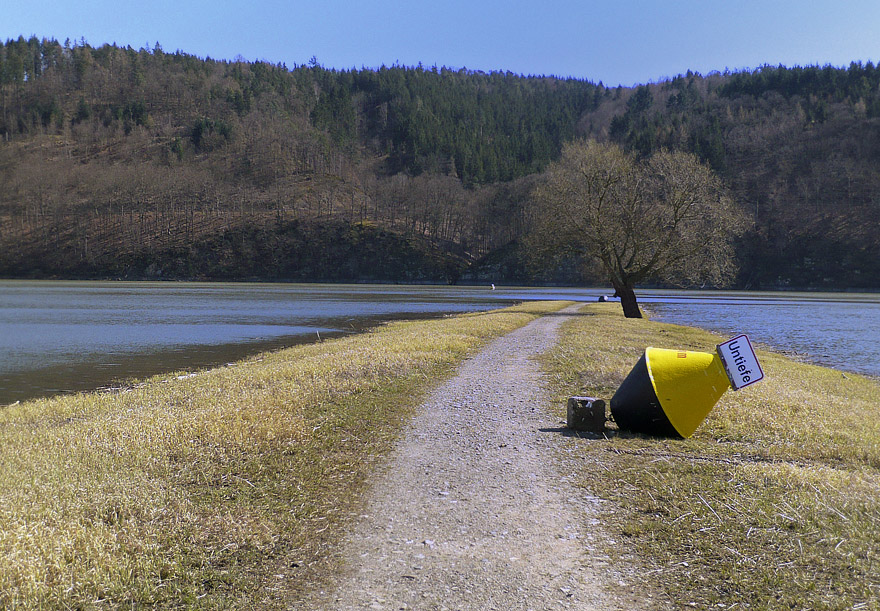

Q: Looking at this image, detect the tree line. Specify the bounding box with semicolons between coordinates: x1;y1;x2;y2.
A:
583;68;880;289
1;36;878;288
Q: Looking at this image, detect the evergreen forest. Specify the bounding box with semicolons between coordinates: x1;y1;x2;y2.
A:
1;36;879;288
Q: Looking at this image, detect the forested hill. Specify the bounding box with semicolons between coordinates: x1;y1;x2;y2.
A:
1;36;879;288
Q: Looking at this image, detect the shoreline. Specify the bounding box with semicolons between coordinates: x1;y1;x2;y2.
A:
3;275;880;293
5;284;878;407
0;302;566;608
0;302;877;608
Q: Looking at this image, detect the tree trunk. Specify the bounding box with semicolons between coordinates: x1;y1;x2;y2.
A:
613;282;643;319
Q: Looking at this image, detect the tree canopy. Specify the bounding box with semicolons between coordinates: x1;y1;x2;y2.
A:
530;141;748;317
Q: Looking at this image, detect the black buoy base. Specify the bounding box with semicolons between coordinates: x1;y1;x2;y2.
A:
610;353;681;438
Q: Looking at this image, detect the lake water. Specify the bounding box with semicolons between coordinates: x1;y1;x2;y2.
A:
1;281;878;405
0;281;528;405
639;290;880;377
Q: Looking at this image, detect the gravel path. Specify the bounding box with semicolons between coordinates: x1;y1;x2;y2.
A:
298;305;639;610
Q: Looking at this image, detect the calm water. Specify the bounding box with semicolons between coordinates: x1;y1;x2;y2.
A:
641;289;880;378
1;281;878;405
0;281;530;405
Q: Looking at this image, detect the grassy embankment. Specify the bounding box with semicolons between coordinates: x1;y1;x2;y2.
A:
0;301;569;609
545;303;880;610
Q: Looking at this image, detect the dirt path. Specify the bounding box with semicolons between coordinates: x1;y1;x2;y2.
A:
296;305;643;610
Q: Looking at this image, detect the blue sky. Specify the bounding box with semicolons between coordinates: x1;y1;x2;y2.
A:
4;0;880;87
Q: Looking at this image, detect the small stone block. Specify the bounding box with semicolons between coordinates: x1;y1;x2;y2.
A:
566;396;606;433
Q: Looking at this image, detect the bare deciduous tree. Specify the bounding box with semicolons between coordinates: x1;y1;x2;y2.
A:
530;140;749;318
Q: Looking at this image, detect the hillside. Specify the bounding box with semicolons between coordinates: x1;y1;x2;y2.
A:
1;36;879;288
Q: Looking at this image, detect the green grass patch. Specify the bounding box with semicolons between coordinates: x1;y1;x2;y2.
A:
0;301;570;609
544;303;880;610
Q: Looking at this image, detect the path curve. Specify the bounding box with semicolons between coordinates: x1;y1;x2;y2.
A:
297;305;632;610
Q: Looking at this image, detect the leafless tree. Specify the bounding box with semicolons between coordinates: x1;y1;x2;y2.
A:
530;140;749;317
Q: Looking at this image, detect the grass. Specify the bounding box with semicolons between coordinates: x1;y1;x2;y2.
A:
0;300;570;609
543;303;880;610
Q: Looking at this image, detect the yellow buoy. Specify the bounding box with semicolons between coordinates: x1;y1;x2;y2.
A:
610;347;731;438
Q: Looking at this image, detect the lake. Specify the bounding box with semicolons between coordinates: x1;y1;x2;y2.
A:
1;281;878;405
640;289;880;376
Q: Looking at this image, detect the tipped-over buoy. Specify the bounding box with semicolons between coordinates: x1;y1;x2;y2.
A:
610;335;764;438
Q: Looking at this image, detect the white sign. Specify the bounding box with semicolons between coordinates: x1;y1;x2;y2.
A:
716;334;764;390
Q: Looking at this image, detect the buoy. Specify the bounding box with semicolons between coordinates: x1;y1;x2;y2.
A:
611;348;730;438
610;336;764;438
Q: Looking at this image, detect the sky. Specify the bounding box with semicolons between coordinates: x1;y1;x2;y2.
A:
3;0;880;87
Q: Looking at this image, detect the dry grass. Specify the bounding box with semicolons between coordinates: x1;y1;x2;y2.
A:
544;303;880;610
0;301;569;609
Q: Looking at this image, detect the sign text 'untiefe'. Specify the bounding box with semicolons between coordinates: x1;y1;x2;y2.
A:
717;334;764;390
